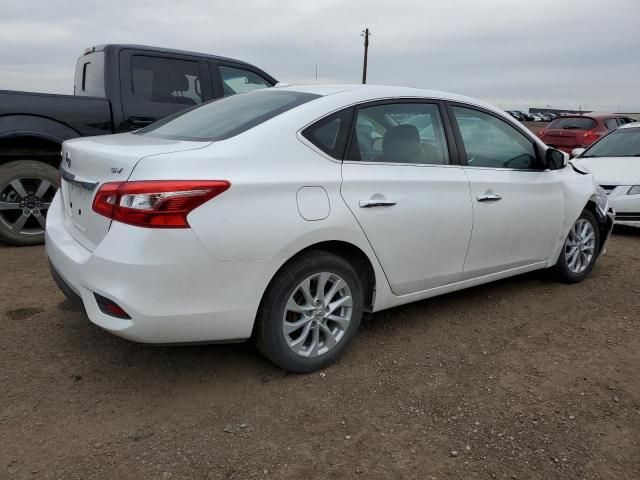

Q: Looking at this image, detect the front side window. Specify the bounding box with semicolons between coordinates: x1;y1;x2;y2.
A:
136;90;318;141
452;106;539;169
131;56;203;106
220;66;272;96
346;102;449;165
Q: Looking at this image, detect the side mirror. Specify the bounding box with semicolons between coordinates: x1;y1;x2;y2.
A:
546;148;569;170
571;147;586;158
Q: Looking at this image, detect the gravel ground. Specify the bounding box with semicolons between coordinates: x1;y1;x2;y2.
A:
1;229;639;479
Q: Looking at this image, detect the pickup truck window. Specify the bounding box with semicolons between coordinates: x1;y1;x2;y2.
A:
136;90;319;142
220;66;272;96
131;56;203;105
74;51;105;97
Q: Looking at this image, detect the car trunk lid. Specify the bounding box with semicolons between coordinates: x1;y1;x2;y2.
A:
59;133;211;251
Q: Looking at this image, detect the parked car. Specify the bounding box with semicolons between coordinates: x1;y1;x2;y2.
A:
537;114;636;154
546;113;558;121
46;85;614;373
506;110;524;121
0;44;277;246
515;110;535;121
537;113;552;122
572;122;640;227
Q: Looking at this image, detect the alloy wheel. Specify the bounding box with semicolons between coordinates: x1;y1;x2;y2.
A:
0;177;56;236
564;218;596;274
282;272;353;358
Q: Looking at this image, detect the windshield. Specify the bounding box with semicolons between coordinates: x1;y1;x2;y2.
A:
547;117;597;130
582;128;640;158
136;90;320;141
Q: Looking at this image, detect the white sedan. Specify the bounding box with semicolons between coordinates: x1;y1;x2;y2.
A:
572;122;640;227
46;85;613;373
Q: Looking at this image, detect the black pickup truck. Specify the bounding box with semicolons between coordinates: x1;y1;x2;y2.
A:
0;44;277;245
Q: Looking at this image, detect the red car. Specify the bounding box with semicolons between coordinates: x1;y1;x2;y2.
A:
538;114;636;154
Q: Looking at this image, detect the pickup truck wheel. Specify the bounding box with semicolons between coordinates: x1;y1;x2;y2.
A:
0;161;58;246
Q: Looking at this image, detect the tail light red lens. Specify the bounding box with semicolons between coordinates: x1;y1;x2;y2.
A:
92;180;230;228
582;130;601;144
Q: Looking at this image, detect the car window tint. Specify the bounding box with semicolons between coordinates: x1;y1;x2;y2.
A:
346;103;449;165
547;117;597;130
452;106;539;169
131;56;203;105
604;118;619;130
302;108;353;159
136;90;318;142
220;66;272;96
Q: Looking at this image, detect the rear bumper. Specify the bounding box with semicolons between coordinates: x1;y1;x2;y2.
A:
45;192;264;344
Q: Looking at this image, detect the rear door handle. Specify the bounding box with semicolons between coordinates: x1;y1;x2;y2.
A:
477;193;502;202
359;199;397;208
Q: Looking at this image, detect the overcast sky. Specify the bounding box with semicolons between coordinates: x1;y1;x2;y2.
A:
2;0;639;111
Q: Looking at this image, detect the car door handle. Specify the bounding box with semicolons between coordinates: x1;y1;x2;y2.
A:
359;199;397;208
477;193;502;202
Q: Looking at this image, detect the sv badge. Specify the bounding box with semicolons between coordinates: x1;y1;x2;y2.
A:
110;167;124;174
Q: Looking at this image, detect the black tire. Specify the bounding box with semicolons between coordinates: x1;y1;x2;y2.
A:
554;209;600;283
255;250;364;373
0;160;58;246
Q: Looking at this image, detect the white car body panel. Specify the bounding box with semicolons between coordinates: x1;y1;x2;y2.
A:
576;154;640;227
341;162;472;295
45;85;608;344
461;167;564;278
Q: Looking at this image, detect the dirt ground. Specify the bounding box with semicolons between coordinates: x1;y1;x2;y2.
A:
1;229;639;480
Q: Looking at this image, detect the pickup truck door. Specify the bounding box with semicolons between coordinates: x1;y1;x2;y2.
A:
118;49;214;132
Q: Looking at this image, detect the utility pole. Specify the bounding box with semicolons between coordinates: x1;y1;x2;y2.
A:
361;28;370;84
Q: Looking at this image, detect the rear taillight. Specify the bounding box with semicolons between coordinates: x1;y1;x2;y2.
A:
582;130;601;145
92;180;230;228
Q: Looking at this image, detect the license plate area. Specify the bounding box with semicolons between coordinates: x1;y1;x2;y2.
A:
67;183;92;231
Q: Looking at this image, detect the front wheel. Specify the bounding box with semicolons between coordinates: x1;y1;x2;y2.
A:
554;209;600;283
0;160;58;246
255;251;364;373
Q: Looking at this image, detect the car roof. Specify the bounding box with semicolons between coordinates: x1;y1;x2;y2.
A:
271;84;504;112
85;44;261;68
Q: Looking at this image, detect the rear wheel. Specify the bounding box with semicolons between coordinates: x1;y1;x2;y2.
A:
255;251;363;373
0;161;58;246
554;209;600;283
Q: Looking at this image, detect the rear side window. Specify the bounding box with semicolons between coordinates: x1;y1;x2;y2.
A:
301;108;353;159
131;56;203;106
604;118;619;131
74;51;105;97
346;102;450;165
547;117;597;130
220;66;272;96
137;90;319;141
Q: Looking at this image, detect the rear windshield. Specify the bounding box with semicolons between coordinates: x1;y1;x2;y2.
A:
582;128;640;158
136;90;319;141
547;117;597;130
